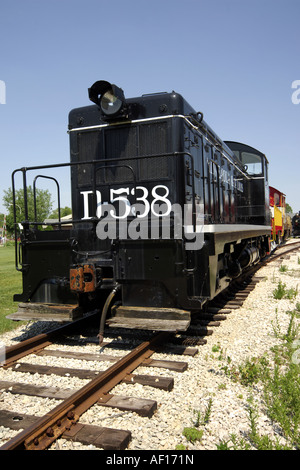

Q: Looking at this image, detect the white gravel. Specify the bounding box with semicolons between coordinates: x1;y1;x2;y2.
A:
0;241;299;450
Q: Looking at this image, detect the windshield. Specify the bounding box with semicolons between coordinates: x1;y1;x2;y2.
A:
225;142;266;177
239;151;262;175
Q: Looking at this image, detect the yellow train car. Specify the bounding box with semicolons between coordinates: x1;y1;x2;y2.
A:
270;186;291;245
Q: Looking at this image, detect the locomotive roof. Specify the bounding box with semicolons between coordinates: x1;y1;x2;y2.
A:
68;91;197;129
68;86;266;175
68;90;232;157
225;141;269;164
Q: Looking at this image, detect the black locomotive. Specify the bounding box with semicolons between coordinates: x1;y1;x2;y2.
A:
9;80;271;336
292;212;300;237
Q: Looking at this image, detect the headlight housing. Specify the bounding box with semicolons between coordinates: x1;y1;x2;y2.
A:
88;80;126;118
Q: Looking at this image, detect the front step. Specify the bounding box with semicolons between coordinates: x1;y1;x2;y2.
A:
7;302;83;322
108;306;191;332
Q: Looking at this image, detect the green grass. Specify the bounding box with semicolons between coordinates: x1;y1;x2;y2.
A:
0;244;23;334
273;280;298;300
216;307;300;450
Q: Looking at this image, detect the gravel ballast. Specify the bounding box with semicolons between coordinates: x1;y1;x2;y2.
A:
0;244;299;450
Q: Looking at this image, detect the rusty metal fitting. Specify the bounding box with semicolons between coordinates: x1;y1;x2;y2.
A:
67;411;75;420
70;264;96;293
46;427;54;437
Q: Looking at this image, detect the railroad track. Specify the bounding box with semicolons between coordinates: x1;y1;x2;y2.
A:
0;240;299;450
0;328;197;450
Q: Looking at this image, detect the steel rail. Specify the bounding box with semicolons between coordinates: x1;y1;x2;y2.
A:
1;241;299;449
235;241;300;283
0;331;170;450
261;241;300;267
1;313;97;368
2;243;299;367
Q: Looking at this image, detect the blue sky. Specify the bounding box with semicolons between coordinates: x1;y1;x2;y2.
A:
0;0;299;215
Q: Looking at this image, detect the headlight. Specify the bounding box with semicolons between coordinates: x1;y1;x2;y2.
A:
100;89;123;116
88;80;126;118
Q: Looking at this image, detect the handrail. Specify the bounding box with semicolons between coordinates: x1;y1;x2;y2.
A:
33;175;61;226
11;152;195;271
11;151;193;226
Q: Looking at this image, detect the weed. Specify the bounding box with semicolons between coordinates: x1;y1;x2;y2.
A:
181;398;213;447
262;313;300;449
279;265;288;272
285;286;298;300
272;308;300;344
212;343;221;353
221;355;269;386
216;434;251;450
217;308;300;449
193;398;213;427
273;280;287;299
212;343;229;361
218;383;227;390
238;356;269;386
216;439;231;450
175;444;187;450
247;396;293;450
273;280;298;300
182;427;203;444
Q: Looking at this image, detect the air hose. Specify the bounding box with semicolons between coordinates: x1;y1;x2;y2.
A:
97;283;120;345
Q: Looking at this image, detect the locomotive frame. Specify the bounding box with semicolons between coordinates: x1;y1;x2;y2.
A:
9;81;271;333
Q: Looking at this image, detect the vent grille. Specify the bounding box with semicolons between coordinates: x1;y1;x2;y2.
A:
77;122;169;186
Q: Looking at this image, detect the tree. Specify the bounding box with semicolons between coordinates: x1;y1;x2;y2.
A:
286;203;293;214
3;186;53;233
48;206;72;219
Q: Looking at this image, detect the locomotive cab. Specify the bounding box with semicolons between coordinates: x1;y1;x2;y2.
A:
224;141;270;226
